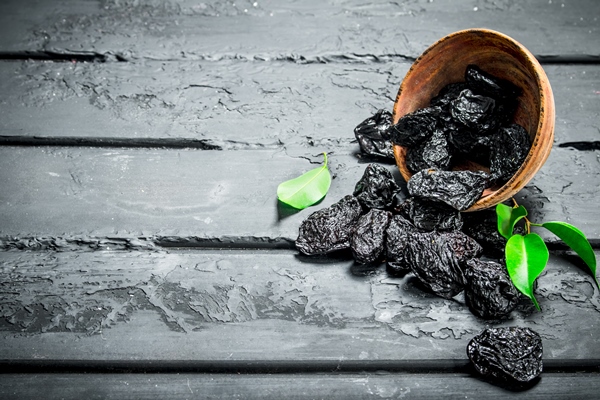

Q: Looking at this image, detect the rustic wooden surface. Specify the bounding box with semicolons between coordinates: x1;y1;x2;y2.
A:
0;0;599;398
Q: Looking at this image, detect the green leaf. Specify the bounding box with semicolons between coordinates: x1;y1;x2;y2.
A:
496;203;528;240
505;233;549;311
542;221;598;287
277;153;332;210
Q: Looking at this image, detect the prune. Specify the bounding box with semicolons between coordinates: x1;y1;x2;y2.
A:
351;209;391;264
353;164;400;210
467;327;543;383
465;65;521;127
447;128;491;165
385;215;417;275
489;124;532;183
296;195;362;255
465;65;521;101
430;82;469;108
407;169;489;211
406;129;453;173
389;106;442;148
443;231;483;266
462;209;510;257
404;231;467;298
464;259;520;319
354;109;395;160
450;89;500;134
397;197;463;232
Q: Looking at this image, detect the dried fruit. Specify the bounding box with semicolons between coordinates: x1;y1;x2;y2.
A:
467;327;543;383
385;214;417;275
397;197;462;232
404;231;467;298
446;128;491;165
465;64;521;102
354;109;395;160
351;209;391;264
462;210;514;258
450;89;500;134
407;169;489;211
353;163;400;210
406;129;453;173
464;259;520;319
489;124;532;183
443;231;483;266
389;106;442;148
296;195;362;255
430;82;469;108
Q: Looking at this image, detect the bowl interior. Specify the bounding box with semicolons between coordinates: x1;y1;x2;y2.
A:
392;29;554;211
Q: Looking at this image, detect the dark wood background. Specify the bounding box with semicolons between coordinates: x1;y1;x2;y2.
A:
0;0;599;398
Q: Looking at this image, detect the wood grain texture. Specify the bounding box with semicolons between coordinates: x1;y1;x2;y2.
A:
0;61;598;146
1;249;599;360
2;372;600;400
0;0;598;60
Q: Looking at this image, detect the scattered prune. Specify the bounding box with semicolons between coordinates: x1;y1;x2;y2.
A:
467;327;543;383
389;106;442;148
404;231;467;298
406;128;453;173
351;209;391;264
407;169;489;211
464;259;520;319
385;214;417;275
450;89;500;134
296;195;362;255
353;164;400;210
397;197;463;232
489;124;532;183
354;109;395;160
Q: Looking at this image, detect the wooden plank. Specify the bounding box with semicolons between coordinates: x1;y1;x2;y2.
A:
0;0;598;59
1;249;599;361
0;146;598;243
0;61;598;146
1;372;600;400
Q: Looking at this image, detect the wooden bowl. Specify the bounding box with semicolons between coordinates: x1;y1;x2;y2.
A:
392;28;554;211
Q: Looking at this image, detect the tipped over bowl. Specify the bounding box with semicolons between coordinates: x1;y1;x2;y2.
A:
392;28;555;211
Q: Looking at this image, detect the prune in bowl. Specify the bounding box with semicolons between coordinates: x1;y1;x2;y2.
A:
392;29;554;211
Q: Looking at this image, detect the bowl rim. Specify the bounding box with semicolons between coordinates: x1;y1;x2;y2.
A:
392;28;555;212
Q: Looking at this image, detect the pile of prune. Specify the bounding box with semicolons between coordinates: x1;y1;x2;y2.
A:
296;161;520;319
354;65;532;187
296;64;542;386
392;65;531;185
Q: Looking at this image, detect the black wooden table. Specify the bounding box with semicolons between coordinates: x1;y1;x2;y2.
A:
1;1;599;398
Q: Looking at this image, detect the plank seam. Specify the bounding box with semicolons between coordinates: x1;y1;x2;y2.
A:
0;51;599;65
0;359;598;374
1;235;598;252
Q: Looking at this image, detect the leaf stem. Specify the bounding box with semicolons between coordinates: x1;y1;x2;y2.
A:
511;198;537;234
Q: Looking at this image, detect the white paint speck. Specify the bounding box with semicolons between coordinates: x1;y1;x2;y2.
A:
48;172;60;177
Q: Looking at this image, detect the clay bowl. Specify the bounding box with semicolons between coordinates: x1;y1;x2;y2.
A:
392;28;554;211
